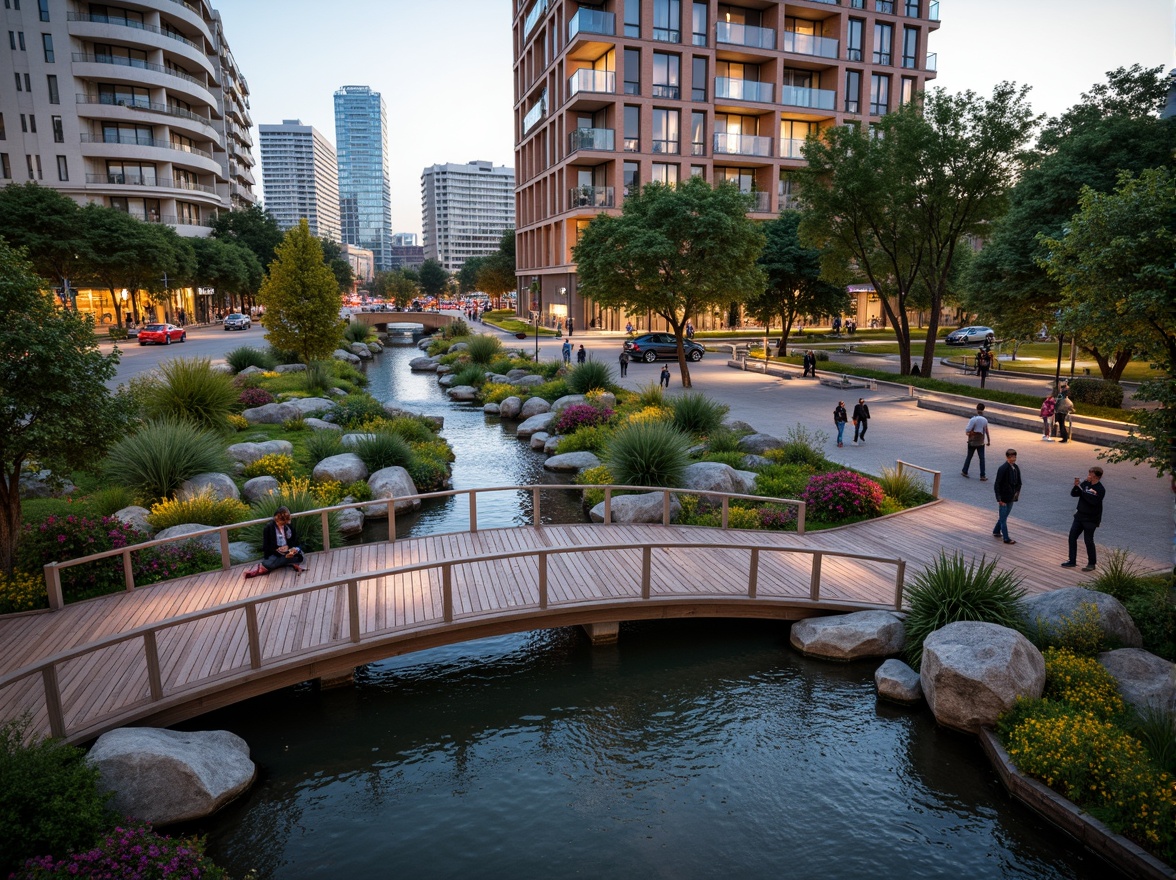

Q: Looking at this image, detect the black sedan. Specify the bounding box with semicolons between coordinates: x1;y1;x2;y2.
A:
623;333;705;363
137;323;186;345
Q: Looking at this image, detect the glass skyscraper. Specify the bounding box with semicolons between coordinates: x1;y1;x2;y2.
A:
333;85;392;270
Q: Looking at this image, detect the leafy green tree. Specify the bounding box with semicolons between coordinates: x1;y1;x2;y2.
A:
376;268;419;304
798;83;1037;376
0;183;87;306
574;178;765;386
417;258;449;297
457;256;486;294
258;220;344;363
192;236;263;314
745;211;849;356
211;204;283;274
1039;168;1176;474
966;65;1175;375
319;237;355;293
477;229;518;306
0;239;122;574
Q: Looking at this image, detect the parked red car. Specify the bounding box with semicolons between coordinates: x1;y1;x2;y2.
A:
137;323;186;345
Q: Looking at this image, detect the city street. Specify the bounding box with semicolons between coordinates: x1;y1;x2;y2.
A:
100;323;264;388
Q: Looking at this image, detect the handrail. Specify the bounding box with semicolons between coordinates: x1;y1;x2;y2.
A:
11;538;906;740
41;484;806;609
895;460;941;499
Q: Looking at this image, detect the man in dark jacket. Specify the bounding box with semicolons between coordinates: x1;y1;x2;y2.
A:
1061;466;1105;572
852;398;870;445
992;449;1022;544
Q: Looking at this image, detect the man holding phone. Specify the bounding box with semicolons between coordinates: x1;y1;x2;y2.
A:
1061;467;1105;572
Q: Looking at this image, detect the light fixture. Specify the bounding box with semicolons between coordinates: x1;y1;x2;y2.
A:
120;289;128;303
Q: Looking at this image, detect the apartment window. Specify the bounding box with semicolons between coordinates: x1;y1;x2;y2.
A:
870;73;890;115
624;0;640;37
27;154;42;180
653;0;680;42
846;19;863;62
14;73;22;92
46;74;58;104
876;0;895;12
8;32;15;50
38;0;49;21
623;105;640;151
0;154;9;179
902;27;918;68
20;115;27;133
623;160;640;198
177;202;200;225
651;162;679;185
652;108;679;154
56;155;67;181
691;56;707;101
905;0;920;16
780;119;815;159
652;52;680;99
102;123;153;145
845;70;862;113
690;110;705;155
850;0;864;7
624;48;641;95
106;161;157;186
97;83;150;108
779;172;796;209
21;115;36;134
23;73;30;91
900;75;917;105
691;2;707;45
873;22;892;64
51;115;62;143
41;33;53;62
690;165;705;178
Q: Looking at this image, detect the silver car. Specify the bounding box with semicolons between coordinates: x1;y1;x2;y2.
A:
945;326;994;346
223;313;251;331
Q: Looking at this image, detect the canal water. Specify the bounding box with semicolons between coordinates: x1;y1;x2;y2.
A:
190;342;1118;879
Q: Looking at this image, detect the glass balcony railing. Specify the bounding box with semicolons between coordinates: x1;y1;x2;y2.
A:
623;136;640;152
568;8;615;39
929;1;940;21
569;186;614;208
523;0;547;39
568;128;615;152
715;77;774;103
568;69;615;97
653;27;680;42
715;21;775;51
523;91;546;134
780;85;836;111
925;52;937;71
781;31;839;59
713;132;773;157
876;0;895;13
749;191;771;212
780;137;806;159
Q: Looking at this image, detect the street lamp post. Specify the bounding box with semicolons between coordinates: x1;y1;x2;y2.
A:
534;310;541;362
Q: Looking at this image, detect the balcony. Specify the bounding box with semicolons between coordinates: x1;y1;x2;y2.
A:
523;0;547;39
780;137;806;159
66;12;201;51
781;31;838;59
79;132;213;160
651;83;680;99
929;1;940;20
715;22;775;51
72;53;205;89
650;139;680;155
749;191;771;212
568;128;615;152
568;8;615;39
653;26;680;42
86;172;216;194
925;52;937;71
715;77;774;104
780;85;836;111
568;69;615;98
713;132;773;158
569;186;614;209
523;91;547;134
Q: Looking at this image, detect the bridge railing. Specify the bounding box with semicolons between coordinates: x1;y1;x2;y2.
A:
40;484;805;611
10;538;905;741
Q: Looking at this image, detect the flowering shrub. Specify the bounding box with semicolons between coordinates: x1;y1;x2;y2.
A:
131;542;222;588
1025;601;1111;656
18;514;144;600
800;470;884;523
626;405;672;425
481;382;516;405
1042;647;1126;720
13;823;225;879
554;425;611;455
237;386;275;408
757;506;797;530
345;479;373;502
241;453;297;483
0;570;47;614
226;413;249;431
148;491;251;531
553;403;615;435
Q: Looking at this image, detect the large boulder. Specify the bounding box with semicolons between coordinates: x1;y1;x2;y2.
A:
336;505;365;537
516;411;556;438
550;394;587;412
312;453;368;484
1018;587;1142;649
1098;648;1176;717
738;433;785;454
498;396;523;419
680;462;744;497
512;374;547;387
920;621;1045;733
333;348;361;365
349;342;373;360
590;491;680;524
409;356;439;372
365;466;421;516
286;397;336;415
242;476;280;504
733;470;759;495
341;433;375;448
544;451;601;472
153;524;220;553
228;541;257;565
789;611;906;661
88;728;256;825
520;396;552;418
448;341;469;353
543;435;563;455
304;417;342;432
240;402;304;425
18;469;77;499
483;402;501;415
447;385;479;401
529;431;550;450
875;659;923;705
226;440;294;465
114;505;152;535
272;363;306;373
177;472;240;503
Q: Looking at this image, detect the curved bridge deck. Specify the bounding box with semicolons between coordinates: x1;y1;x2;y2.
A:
0;501;1083;744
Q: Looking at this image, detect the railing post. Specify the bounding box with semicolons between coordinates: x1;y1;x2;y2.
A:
721;497;729;529
219;528;231;570
538;552;548;609
348;579;361;643
321;511;331;552
143;630;163;701
641;546;651;599
662;490;670;525
41;666;65;739
122;547;135;592
387;498;397;542
43;562;64;611
603;487;612;524
809;551;822;601
796;501;806;535
893;559;906;611
532;487;542;525
931;472;941;499
245;604;262;669
748;548;759;598
442;563;453;622
469;490;478;533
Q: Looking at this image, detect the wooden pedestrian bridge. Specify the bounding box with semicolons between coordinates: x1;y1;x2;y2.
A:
0;476;1076;746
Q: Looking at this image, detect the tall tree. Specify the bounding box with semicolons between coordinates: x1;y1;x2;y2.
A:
574;178;765;387
417;259;449;297
377;268;419;305
1039;167;1176;475
0;183;87;306
257;220;344;363
211;205;283;274
76;205;176;326
0;239;122;574
192;236;262;314
797;83;1037;376
477;229;517;306
319;237;355;293
744;211;849;356
457;256;486;294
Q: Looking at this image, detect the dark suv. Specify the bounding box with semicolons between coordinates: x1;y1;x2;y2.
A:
623;333;705;363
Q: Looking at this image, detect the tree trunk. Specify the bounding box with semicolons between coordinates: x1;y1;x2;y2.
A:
0;464;24;577
919;292;944;379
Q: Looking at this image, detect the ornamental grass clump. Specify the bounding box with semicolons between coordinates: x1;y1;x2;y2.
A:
669;392;729;438
465;333;504;365
143;357;239;433
242;483;340;554
302;429;346;467
554;424;611;454
103;417;229;503
342;321;373;344
303;359;334;395
353;431;413;472
800;470;884;523
603;420;691;488
902;552;1026;668
552;403;614;435
566;360;613;394
875;465;929;507
225;345;277;373
450;364;486;388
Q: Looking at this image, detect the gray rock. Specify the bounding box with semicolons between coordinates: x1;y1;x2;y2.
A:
333;348;362;365
336;506;364;537
18;468;77;499
287;397;336;415
435;364;454;376
237;365;265;377
875;659;923;705
512;374;547;387
498;396;523;419
1098;648;1176;717
1019;587;1142;649
738;432;785;454
594;392;617;409
240;402;304;425
543;435;563;454
438;373;456;387
733;470;759;494
742;453;772;470
483;402;501;414
551;394;587;412
789;611;906;661
341;433;376;448
329;387;348;397
544;451;601;472
448;385;479;401
114;505;152;535
516;411;556;438
348;342;373;360
367;341;382;353
272;363;307;373
227;542;257;564
225;439;294;464
409;356;439;372
312;453;368;484
505;368;531;380
726;420;756;434
154;523;220;553
210;362;234;374
242;476;280;504
88;728;255;825
448;341;469;352
920;621;1045;733
177;472;240;503
590;491;680;524
366;466;421;515
304;417;343;432
520;396;551;418
529;431;550;450
680;461;744;497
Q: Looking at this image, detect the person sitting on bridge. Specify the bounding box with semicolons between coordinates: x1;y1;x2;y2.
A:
245;506;305;578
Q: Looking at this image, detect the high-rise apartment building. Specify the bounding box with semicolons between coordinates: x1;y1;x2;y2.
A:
259;119;341;241
334;85;392;270
421;160;516;273
513;0;939;327
0;0;256;233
